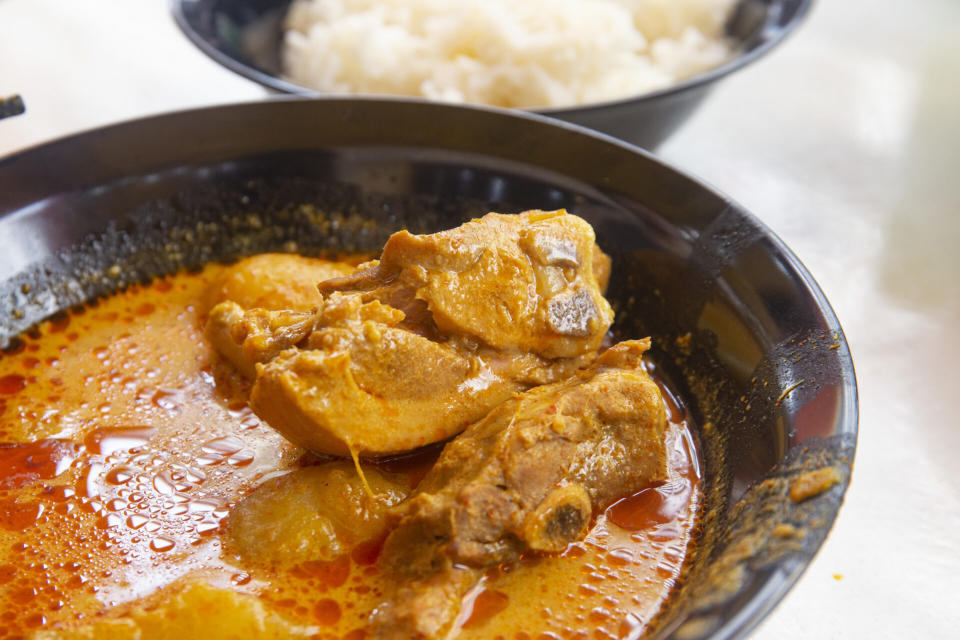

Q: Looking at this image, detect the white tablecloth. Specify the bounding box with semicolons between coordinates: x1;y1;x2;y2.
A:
2;1;958;637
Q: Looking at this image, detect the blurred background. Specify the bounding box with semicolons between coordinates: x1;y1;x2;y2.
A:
1;0;958;637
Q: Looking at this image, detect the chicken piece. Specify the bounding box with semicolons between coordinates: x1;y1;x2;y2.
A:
205;302;317;378
226;462;409;566
207;211;614;457
318;210;614;358
202;253;355;314
371;339;668;640
374;566;480;640
250;293;525;457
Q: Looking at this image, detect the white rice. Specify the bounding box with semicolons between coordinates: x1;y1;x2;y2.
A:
283;0;738;109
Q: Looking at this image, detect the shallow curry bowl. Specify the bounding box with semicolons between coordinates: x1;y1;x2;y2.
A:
170;0;813;149
0;98;855;638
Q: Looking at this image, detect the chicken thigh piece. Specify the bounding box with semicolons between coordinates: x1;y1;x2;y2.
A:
318;209;614;359
371;339;668;639
250;293;526;457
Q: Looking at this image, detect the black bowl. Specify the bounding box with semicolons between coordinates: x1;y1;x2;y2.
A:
170;0;813;149
0;98;855;639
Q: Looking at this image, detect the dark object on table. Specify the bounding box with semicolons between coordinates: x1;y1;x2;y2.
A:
170;0;812;149
0;95;25;121
0;98;856;639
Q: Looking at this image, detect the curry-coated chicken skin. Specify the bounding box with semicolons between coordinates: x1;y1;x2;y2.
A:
205;210;615;457
370;339;668;640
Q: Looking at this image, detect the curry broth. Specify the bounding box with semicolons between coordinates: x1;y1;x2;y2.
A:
0;262;699;640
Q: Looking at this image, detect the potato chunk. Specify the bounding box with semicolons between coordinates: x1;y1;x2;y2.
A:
201;253;355;314
225;461;409;566
32;582;317;639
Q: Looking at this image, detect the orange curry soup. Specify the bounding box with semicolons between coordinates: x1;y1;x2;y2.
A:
0;261;700;640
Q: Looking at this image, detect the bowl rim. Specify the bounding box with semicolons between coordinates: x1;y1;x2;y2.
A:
168;0;815;115
0;96;857;640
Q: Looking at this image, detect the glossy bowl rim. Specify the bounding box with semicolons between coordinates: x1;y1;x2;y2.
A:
168;0;815;115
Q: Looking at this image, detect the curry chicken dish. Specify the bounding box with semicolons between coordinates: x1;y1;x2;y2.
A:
0;210;701;640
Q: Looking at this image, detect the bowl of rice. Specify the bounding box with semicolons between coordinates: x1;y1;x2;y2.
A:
171;0;812;148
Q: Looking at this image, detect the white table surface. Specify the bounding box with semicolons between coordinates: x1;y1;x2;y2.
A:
2;0;958;638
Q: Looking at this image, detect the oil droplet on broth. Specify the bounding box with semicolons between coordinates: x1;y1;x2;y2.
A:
462;588;510;629
104;466;135;485
606;482;690;532
77;461;105;499
84;427;157;456
149;537;175;553
201;435;244;456
0;439;79;489
226;451;254;467
152;471;177;496
314;598;342;626
151;389;181;412
0;374;27;395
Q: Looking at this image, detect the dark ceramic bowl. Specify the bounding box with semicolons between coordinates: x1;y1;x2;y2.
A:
0;98;855;639
170;0;813;149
